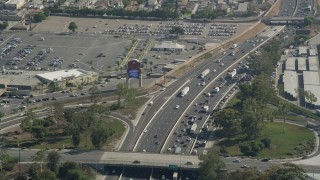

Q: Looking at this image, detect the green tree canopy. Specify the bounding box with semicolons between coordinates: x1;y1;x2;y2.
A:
213;108;241;135
47;151;61;173
68;22;78;33
199;151;225;180
33;13;47;23
91;127;114;149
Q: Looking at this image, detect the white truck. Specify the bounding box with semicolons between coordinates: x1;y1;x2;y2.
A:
180;86;190;97
213;87;220;93
231;43;238;49
228;69;237;78
173;172;178;180
203;105;209;112
190;123;197;134
200;69;210;79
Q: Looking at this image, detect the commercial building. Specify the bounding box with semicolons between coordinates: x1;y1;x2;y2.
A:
308;56;319;71
0;70;48;96
298;46;308;56
283;70;299;100
36;69;99;89
303;71;320;107
297;57;307;71
234;2;248;14
285;57;296;71
152;41;185;52
5;0;26;10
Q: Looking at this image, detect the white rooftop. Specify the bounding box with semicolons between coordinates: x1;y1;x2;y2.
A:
303;71;320;85
285;57;296;71
297;57;307;71
153;41;185;50
309;49;317;56
36;69;98;82
283;70;299;98
308;56;319;71
298;46;308;55
304;84;320;106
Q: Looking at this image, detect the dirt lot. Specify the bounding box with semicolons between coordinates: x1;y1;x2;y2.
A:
265;0;281;17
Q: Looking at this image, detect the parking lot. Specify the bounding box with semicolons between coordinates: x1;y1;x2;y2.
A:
0;32;131;73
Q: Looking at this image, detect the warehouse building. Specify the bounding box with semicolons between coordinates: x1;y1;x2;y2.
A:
283;70;299;100
308;56;319;71
5;0;26;10
303;71;320;107
285;57;296;71
297;57;307;71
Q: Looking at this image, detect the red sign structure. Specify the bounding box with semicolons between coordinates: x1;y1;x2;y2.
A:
127;59;141;79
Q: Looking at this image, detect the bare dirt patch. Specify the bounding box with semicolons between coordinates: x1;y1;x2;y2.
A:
265;0;281;17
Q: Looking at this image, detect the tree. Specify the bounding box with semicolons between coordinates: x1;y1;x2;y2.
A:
0;22;8;30
227;167;261;180
65;169;86;180
59;162;79;177
199;151;225;180
262;163;306;180
116;83;135;107
33;13;47;23
68;22;78;33
241;112;263;139
47;151;61;173
20;109;36;132
91;127;114;149
32;148;48;173
278;101;289;133
72;129;81;147
52;102;64;125
89;84;101;103
213;108;241;135
169;26;185;36
304;16;315;26
38;170;57;180
304;90;317;108
0;149;18;171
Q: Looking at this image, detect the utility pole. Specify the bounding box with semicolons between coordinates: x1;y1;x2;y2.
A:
18;141;21;175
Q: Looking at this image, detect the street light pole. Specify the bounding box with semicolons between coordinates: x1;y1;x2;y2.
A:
18;142;21;175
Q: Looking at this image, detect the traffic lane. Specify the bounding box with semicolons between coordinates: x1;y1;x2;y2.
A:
166;83;233;154
139;35;269;151
278;0;296;16
137;36;268;152
122;167;151;180
0;111;48;130
131;50;235;151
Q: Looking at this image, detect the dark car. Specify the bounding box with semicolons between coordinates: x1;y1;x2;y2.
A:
133;160;140;164
261;158;270;162
36;99;41;102
80;92;85;95
51;97;56;100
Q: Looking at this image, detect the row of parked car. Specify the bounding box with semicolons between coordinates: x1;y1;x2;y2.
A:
208;24;238;37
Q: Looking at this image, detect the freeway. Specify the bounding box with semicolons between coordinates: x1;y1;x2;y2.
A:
134;25;286;154
278;0;297;17
163;26;286;155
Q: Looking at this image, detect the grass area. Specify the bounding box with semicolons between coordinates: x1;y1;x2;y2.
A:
4;118;125;150
116;96;149;119
218;122;315;158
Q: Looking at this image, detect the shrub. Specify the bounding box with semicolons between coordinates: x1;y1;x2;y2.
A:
261;138;271;148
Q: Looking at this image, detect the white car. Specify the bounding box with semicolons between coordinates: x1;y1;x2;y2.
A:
175;105;180;109
143;129;147;133
148;101;153;106
160;87;166;91
213;69;216;72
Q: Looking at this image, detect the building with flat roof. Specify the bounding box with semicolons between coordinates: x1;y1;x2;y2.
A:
234;2;248;14
285;57;296;71
5;0;25;10
297;57;307;71
309;48;317;56
152;41;185;52
308;56;319;71
298;46;308;56
36;69;99;90
283;70;299;100
0;70;48;96
303;71;320;107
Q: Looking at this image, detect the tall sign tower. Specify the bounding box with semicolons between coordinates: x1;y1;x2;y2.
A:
127;59;142;87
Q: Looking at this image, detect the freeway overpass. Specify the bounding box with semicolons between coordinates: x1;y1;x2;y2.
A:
7;149;200;170
261;16;320;25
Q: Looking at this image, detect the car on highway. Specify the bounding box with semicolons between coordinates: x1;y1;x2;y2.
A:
233;159;240;163
186;161;194;165
175;105;180;109
143;129;147;133
133;160;140;164
241;164;249;168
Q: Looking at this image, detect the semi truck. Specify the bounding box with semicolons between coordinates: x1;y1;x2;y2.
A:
180;86;190;97
200;69;210;79
228;69;237;78
190;123;197;134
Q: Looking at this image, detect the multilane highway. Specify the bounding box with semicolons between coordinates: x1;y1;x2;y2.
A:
134;25;286;154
